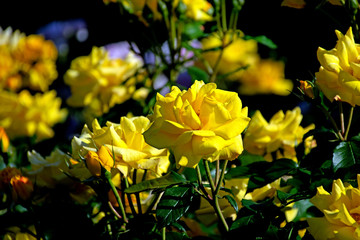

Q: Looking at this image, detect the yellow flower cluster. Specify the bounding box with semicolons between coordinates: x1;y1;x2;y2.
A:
0;90;67;141
71;116;170;178
64;46;145;118
243;107;315;162
316;27;360;106
143;80;250;168
0;27;58;92
200;30;293;95
307;175;360;240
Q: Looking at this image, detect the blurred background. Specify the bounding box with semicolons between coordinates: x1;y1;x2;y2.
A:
0;0;354;130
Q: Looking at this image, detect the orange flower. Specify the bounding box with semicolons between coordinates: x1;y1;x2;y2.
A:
10;175;34;202
0;167;21;189
299;80;315;99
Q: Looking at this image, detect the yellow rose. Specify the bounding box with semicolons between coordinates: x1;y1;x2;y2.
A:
316;27;360;106
181;0;213;21
85;145;115;176
64;46;143;117
307;175;360;240
71;116;170;178
143;80;250;168
0;90;67;141
238;59;293;96
200;30;259;81
243;107;315;162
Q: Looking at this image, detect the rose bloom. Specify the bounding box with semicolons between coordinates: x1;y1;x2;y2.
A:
316;27;360;106
178;0;213;21
307;175;360;240
199;30;259;81
10;175;34;202
71;116;170;178
238;59;294;96
0;167;22;189
143;80;250;168
243;107;315;162
0;90;67;141
0;27;58;92
64;46;144;118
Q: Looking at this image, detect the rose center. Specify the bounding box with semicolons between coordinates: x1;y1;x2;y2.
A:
351;213;360;223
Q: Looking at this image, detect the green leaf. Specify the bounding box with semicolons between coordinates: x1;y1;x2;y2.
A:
226;158;298;190
332;138;360;172
223;195;239;212
156;186;194;227
124;171;188;193
244;35;277;49
230;215;256;230
186;66;209;83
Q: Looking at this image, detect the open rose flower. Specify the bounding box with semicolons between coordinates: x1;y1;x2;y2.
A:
243;107;315;162
316;27;360;106
143;80;250;168
307;175;360;239
71;116;170;178
64;46;144;118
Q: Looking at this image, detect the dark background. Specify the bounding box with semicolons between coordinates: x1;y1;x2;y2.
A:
0;0;355;128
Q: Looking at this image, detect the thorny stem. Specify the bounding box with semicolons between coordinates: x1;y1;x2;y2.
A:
105;171;128;223
345;106;355;140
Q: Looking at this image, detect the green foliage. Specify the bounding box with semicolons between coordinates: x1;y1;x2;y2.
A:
124;171;188;193
156;186;194;227
226;158;298;190
333;135;360;172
